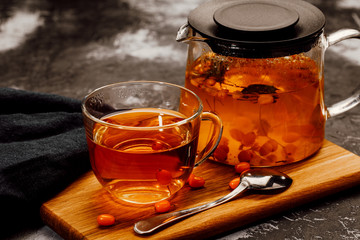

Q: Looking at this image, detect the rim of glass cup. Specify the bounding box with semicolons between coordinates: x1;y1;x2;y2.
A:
81;81;204;131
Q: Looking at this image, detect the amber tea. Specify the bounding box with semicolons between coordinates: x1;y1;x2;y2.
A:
83;81;222;205
185;53;325;166
86;108;198;204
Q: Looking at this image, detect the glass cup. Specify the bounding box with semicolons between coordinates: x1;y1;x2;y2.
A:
82;81;222;205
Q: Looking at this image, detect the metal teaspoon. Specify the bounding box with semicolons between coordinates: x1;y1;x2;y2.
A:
134;168;293;235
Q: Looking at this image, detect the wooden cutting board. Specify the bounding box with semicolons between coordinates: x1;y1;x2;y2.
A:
40;140;360;240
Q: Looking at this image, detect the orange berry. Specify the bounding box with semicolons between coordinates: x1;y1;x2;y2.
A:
214;150;227;161
284;144;297;157
237;150;253;162
156;169;172;185
155;200;171;213
213;144;229;162
242;132;256;146
152;141;164;150
235;162;251;174
188;175;205;188
251;142;261;152
267;139;278;151
97;214;115;226
282;132;300;143
229;177;240;190
220;137;230;145
266;154;278;162
205;77;216;86
259;139;279;156
219;143;230;152
187;173;195;183
259;142;273;156
258;119;271;135
217;89;229;98
299;124;316;136
230;129;244;142
258;95;274;104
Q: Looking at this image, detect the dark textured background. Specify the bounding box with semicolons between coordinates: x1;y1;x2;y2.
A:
0;0;359;239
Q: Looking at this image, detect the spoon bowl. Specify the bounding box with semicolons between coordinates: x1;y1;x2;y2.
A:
242;168;293;191
134;168;292;235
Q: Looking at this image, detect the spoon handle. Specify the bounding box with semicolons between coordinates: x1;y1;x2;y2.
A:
134;181;249;235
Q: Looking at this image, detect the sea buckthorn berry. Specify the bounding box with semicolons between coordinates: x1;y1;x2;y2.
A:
282;132;301;143
251;142;261;152
219;143;230;153
284;144;297;157
242;132;256;146
237;150;253;162
214;149;227;161
267;139;278;152
258;119;271;135
230;129;244;142
235;162;251;174
152;141;164;150
155;200;171;213
299;124;316;136
259;139;279;156
229;177;240;190
188;175;205;188
258;95;274;105
187;173;195;183
205;77;216;86
156;169;172;185
217;89;229;98
213;144;229;162
259;142;273;156
236;117;255;132
190;79;201;88
97;214;115;226
220;137;230;145
266;154;278;162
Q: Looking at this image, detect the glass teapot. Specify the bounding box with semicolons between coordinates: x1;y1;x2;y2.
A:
177;0;360;167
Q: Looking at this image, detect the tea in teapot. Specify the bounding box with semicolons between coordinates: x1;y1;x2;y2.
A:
178;0;360;166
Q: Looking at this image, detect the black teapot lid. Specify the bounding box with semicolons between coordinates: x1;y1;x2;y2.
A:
188;0;325;58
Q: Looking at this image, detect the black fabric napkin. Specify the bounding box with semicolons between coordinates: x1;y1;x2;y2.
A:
0;88;90;236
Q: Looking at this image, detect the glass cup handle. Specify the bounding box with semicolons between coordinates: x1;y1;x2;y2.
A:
326;29;360;118
194;112;223;167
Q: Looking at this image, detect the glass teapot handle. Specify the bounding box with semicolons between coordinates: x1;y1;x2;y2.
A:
325;29;360;118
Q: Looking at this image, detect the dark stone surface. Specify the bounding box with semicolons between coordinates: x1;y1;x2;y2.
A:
0;0;359;239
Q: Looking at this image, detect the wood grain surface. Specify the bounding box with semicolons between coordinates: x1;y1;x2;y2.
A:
40;140;360;240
